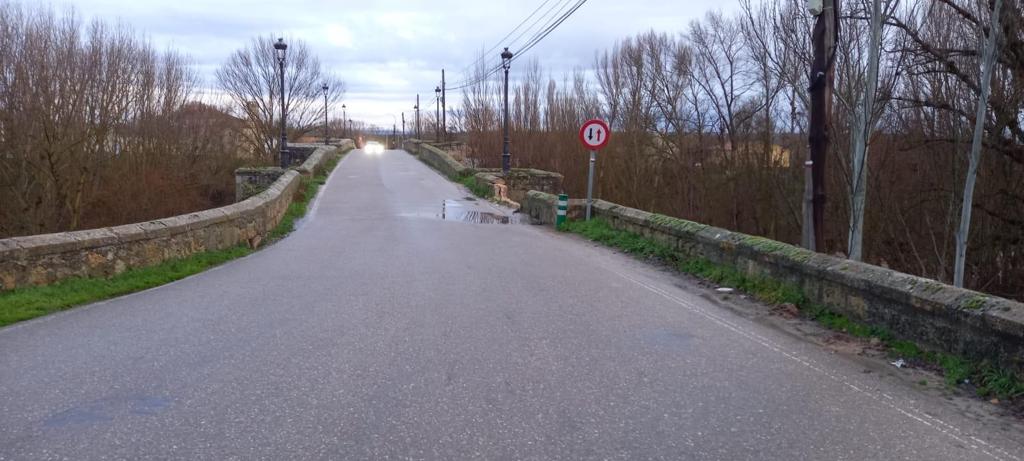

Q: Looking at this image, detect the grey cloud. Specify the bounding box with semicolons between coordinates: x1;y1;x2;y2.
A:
66;0;738;125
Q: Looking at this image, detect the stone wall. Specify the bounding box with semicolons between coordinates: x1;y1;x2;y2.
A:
235;140;355;202
0;140;353;291
402;139;563;208
475;168;563;204
295;140;353;176
523;191;1024;371
235;167;286;202
402;139;472;179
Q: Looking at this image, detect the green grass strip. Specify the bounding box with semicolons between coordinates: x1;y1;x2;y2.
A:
0;245;253;327
560;217;1024;400
458;174;494;199
0;150;349;328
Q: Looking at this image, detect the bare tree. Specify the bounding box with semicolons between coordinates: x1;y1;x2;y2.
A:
845;0;891;260
0;3;247;237
954;0;1004;287
451;1;1024;301
216;35;345;163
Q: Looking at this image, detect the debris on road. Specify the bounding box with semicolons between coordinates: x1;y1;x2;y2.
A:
775;303;800;318
716;287;735;293
891;358;907;369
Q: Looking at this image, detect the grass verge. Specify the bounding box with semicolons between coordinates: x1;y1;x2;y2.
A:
0;150;349;328
560;218;1024;402
458;174;494;199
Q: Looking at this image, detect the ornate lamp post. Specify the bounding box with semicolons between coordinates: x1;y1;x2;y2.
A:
274;38;289;168
501;47;514;175
414;94;421;139
322;83;329;145
342;104;347;138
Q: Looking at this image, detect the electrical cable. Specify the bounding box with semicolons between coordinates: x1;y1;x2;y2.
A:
447;0;582;88
453;0;558;81
447;0;588;91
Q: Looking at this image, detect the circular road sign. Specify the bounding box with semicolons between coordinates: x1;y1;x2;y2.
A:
579;119;610;151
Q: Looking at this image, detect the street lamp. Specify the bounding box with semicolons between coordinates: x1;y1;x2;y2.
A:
414;94;421;139
342;104;347;138
322;83;329;145
434;86;441;141
501;47;514;175
274;38;289;168
401;112;406;142
389;114;398;149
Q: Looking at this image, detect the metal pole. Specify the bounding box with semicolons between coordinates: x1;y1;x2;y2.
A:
415;94;421;139
323;86;329;145
441;69;446;142
342;106;347;138
401;112;406;141
586;150;596;220
502;64;511;175
500;48;513;174
435;88;440;141
278;51;288;168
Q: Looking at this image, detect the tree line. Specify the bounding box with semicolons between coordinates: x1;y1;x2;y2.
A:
0;2;345;239
451;0;1024;301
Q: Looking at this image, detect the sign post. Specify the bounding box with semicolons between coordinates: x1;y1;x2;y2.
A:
578;119;610;220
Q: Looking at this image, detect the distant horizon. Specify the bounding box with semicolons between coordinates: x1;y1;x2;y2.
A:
55;0;739;126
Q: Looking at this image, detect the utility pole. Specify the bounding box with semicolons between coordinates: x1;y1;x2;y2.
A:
441;69;447;142
415;94;421;139
401;112;406;141
806;0;839;251
435;86;441;141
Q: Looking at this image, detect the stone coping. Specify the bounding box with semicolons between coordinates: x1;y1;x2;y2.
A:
403;139;472;179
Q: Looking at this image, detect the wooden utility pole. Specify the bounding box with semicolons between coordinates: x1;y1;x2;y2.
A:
806;0;839;251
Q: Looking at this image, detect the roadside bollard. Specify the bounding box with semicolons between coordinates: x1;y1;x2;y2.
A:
556;194;568;227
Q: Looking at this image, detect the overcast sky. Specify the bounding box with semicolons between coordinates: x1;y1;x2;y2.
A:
66;0;740;127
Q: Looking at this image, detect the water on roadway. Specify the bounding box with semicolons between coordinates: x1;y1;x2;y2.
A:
1;148;1022;460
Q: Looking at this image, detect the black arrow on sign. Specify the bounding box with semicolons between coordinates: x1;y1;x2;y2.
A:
588;127;594;141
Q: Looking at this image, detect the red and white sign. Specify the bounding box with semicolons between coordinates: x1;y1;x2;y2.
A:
578;119;610;150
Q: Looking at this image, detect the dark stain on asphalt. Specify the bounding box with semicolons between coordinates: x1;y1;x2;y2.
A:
644;328;695;350
44;395;172;429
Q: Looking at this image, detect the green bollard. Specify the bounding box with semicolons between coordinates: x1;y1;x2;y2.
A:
556;194;568;227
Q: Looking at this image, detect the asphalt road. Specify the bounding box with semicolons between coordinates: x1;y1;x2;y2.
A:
2;148;1022;460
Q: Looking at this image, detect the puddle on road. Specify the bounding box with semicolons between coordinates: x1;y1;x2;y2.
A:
442;200;522;225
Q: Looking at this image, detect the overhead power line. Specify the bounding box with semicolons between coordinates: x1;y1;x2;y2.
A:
447;0;588;91
454;0;558;80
